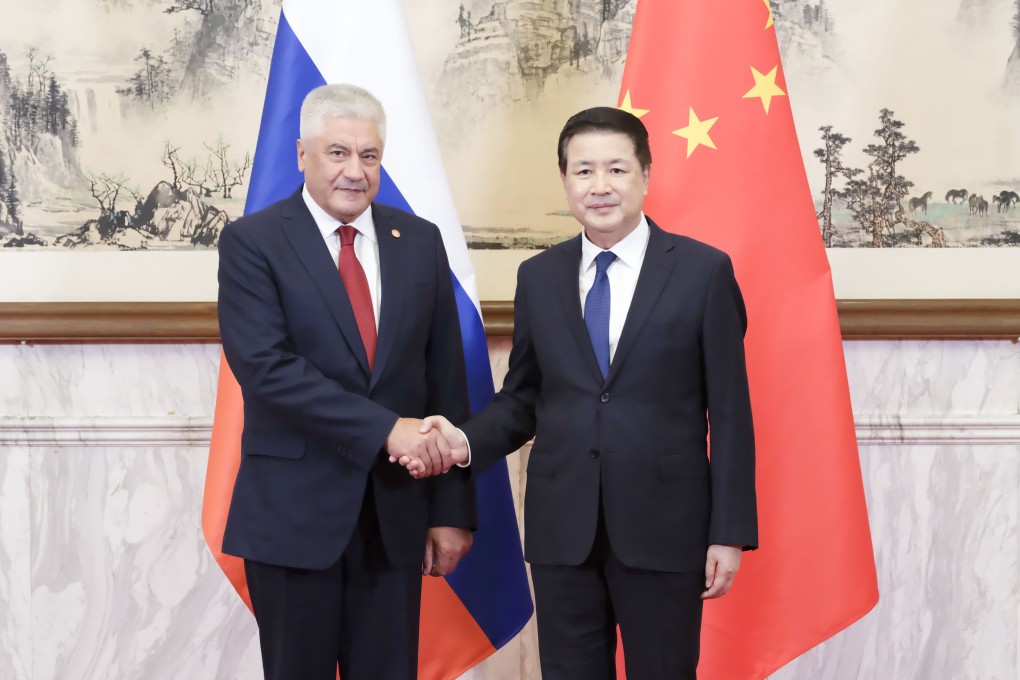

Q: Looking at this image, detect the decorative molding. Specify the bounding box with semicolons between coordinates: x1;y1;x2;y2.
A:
3;415;1020;447
1;299;1019;342
0;417;214;447
853;415;1020;445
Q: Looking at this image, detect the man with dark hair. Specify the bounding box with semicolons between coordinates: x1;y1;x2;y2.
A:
218;83;474;680
405;106;757;680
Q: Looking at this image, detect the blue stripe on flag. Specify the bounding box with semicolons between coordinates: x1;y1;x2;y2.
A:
245;13;325;216
378;180;533;647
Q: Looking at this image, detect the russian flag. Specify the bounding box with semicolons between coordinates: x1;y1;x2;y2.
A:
201;1;534;677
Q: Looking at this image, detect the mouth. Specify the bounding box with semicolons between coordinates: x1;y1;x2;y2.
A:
588;203;618;212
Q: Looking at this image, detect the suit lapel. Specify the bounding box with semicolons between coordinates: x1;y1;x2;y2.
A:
369;204;405;390
279;190;371;376
554;235;605;385
605;221;677;385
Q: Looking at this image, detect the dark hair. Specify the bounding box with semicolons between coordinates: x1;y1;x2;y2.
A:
557;106;652;173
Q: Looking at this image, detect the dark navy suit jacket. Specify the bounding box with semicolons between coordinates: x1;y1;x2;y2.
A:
461;219;757;572
217;189;475;570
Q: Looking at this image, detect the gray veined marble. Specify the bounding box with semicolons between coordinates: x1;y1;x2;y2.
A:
0;339;1018;679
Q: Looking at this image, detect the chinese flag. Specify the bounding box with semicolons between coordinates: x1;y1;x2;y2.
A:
616;1;879;677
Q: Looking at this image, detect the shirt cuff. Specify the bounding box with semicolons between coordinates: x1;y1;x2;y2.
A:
456;428;472;467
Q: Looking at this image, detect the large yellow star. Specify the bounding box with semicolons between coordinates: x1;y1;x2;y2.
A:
672;108;718;158
764;0;774;28
618;90;649;118
743;66;786;113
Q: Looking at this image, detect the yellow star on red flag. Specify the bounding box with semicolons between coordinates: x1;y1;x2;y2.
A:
743;66;786;113
764;0;774;28
618;90;649;118
672;108;718;158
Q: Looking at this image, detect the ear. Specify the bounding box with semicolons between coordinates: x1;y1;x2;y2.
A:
642;166;650;194
296;139;306;173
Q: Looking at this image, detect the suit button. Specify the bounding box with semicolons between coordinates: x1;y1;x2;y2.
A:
590;449;600;459
600;392;610;403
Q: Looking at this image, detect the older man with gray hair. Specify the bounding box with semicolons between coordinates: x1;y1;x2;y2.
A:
216;83;474;680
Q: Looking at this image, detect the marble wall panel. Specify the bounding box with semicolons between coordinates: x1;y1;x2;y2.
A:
22;445;261;680
0;338;1018;678
0;344;221;418
772;443;1019;680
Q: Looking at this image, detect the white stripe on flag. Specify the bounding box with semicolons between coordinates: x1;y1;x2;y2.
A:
282;0;480;313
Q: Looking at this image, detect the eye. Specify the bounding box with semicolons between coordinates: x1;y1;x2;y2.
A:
610;167;625;174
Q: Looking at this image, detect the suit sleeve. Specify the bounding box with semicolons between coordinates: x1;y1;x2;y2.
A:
459;263;541;477
423;230;477;529
218;220;399;471
702;255;758;550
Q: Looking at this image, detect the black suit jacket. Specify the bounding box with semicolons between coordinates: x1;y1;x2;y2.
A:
461;219;756;572
217;189;475;571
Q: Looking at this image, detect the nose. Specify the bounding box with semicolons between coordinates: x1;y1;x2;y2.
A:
590;170;610;194
343;154;365;181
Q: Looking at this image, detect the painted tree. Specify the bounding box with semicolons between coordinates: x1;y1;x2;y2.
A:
842;109;943;247
0;48;11;97
813;125;856;247
161;142;187;192
118;48;176;108
6;170;22;234
204;136;251;199
164;0;215;15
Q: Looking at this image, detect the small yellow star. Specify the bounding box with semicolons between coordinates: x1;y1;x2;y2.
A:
618;90;649;118
672;108;719;158
764;0;774;28
742;65;786;113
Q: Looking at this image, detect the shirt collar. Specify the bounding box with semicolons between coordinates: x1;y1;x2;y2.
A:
580;214;650;272
302;185;377;243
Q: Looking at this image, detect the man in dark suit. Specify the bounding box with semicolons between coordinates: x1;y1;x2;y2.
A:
217;83;475;680
405;107;758;680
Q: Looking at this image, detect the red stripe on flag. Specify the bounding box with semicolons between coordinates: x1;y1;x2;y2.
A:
616;1;878;678
419;577;497;680
201;354;252;613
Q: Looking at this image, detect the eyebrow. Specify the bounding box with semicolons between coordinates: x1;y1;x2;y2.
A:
325;143;380;155
571;158;630;167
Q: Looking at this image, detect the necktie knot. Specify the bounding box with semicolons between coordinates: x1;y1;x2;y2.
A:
338;225;358;247
594;250;616;278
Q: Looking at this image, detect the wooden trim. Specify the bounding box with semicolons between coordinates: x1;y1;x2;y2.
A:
0;302;220;343
836;300;1020;339
1;299;1018;343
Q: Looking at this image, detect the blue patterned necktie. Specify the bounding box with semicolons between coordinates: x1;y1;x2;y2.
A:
585;250;617;379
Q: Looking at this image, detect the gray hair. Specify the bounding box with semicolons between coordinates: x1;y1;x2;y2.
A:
299;83;387;142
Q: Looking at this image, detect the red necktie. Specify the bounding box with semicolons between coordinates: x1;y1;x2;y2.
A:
337;225;376;370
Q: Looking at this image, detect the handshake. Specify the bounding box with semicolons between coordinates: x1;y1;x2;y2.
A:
385;415;467;479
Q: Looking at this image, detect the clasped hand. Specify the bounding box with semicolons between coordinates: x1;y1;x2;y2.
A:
385;416;467;478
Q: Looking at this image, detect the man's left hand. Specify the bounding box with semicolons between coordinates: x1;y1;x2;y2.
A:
701;544;742;599
424;527;473;577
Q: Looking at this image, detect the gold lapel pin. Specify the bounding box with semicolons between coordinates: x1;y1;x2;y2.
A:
391;228;401;238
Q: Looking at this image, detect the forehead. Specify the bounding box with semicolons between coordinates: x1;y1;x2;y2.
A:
564;130;638;165
311;116;382;146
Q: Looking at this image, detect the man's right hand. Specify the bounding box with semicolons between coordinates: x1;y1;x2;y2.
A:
385;417;452;477
393;415;469;478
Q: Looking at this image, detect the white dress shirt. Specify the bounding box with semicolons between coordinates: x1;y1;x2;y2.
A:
302;186;382;330
579;215;651;363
